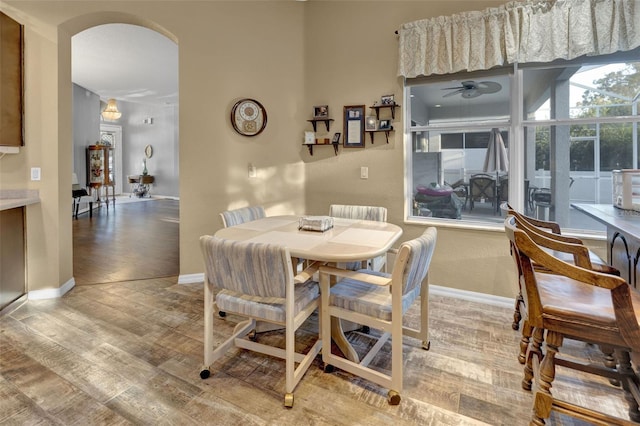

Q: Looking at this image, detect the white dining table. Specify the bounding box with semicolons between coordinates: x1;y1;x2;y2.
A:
213;214;404;361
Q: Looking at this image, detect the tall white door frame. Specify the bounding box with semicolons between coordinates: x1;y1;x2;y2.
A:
100;124;123;195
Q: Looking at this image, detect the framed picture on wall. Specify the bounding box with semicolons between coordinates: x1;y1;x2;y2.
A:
365;116;377;131
314;105;329;118
343;105;365;148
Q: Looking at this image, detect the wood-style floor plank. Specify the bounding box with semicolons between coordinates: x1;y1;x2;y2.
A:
0;199;633;424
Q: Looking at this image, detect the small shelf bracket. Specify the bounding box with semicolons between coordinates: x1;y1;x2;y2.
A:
370;104;400;120
366;127;393;144
307;118;334;132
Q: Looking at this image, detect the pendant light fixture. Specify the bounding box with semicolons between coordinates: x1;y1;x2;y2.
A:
101;98;122;120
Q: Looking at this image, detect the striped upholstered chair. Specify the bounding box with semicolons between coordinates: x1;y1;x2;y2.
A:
199;236;322;408
319;227;437;405
219;205;266;228
329;204;388;271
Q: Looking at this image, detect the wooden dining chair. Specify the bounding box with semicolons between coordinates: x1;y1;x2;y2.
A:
219;205;266;228
199;236;322;407
505;204;619;331
329;204;388;271
505;217;640;424
318;227;437;405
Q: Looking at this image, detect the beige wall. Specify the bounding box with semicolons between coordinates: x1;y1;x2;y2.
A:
0;0;606;300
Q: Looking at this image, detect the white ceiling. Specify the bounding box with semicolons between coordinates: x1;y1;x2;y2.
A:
72;24;178;106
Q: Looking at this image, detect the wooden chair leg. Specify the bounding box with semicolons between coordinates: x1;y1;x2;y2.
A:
599;344;621;387
531;330;562;425
512;293;524;330
523;326;543;391
616;349;640;422
519;320;533;365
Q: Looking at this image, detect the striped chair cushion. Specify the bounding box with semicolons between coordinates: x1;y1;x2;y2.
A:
329;270;420;321
329;204;388;271
220;206;266;228
329;228;437;321
216;280;319;323
329;204;387;222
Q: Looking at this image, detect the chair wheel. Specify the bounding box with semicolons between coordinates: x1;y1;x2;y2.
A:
200;369;210;379
421;340;431;350
249;330;257;342
323;364;335;373
387;390;401;405
284;393;294;408
360;326;370;334
218;311;226;318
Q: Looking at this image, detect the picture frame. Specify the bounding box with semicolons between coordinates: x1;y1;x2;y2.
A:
332;132;341;144
380;94;395;105
314;105;329;118
378;119;391;130
365;116;377;131
343;105;365;148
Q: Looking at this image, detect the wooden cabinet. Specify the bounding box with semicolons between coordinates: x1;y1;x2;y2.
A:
0;12;24;147
86;145;115;206
0;207;25;310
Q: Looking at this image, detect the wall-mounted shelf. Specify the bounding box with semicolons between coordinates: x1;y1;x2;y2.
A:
366;127;393;144
307;118;334;132
304;143;339;156
370;104;400;120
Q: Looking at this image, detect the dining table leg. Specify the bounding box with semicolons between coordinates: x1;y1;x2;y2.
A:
331;318;360;363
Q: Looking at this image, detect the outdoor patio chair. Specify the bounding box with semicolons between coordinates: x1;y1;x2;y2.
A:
469;173;497;211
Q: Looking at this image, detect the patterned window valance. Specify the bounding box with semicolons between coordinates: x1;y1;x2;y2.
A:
398;0;640;78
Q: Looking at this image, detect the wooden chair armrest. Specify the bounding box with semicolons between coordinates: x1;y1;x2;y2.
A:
319;265;392;287
523;228;593;269
516;231;625;290
294;260;325;284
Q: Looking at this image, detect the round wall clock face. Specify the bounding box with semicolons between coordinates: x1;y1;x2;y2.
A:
231;98;267;137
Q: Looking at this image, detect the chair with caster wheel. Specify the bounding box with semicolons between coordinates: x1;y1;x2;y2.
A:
199;236;322;408
318;227;437;405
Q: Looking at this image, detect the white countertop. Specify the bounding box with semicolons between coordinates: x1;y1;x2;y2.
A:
0;189;40;211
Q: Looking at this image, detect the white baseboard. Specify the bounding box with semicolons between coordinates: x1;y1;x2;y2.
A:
429;284;515;309
28;277;75;300
178;273;204;285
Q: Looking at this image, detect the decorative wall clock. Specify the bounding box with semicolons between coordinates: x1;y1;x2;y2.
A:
230;98;267;137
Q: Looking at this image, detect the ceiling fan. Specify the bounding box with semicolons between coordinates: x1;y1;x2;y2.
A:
442;80;502;99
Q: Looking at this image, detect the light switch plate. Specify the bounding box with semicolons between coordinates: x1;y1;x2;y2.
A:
31;167;41;181
360;166;368;179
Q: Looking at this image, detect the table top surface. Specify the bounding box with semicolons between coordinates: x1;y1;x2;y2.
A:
214;215;403;263
572;203;640;239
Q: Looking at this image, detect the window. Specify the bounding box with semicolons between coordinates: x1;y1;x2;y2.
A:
406;56;640;233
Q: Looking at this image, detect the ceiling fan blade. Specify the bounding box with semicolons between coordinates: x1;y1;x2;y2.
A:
460;80;477;89
476;81;502;94
443;89;464;98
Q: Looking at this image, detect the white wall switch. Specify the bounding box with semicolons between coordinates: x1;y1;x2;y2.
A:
31;167;41;181
360;166;368;179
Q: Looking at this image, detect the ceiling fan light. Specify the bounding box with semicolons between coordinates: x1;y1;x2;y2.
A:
102;98;122;120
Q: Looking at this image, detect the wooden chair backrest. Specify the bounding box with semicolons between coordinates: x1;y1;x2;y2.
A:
504;216;640;348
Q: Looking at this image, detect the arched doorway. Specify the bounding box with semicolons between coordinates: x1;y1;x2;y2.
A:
68;17;179;285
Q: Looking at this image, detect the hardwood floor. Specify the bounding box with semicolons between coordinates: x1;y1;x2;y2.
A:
72;198;179;285
0;200;632;424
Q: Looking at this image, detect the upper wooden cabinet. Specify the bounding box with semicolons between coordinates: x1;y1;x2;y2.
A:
0;12;24;147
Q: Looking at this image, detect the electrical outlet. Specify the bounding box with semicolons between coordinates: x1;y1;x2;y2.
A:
31;167;41;181
360;166;368;179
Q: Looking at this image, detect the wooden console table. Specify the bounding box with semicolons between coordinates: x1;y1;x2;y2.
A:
128;175;155;198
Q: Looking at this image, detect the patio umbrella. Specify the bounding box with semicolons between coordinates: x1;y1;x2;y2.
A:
483;128;509;178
